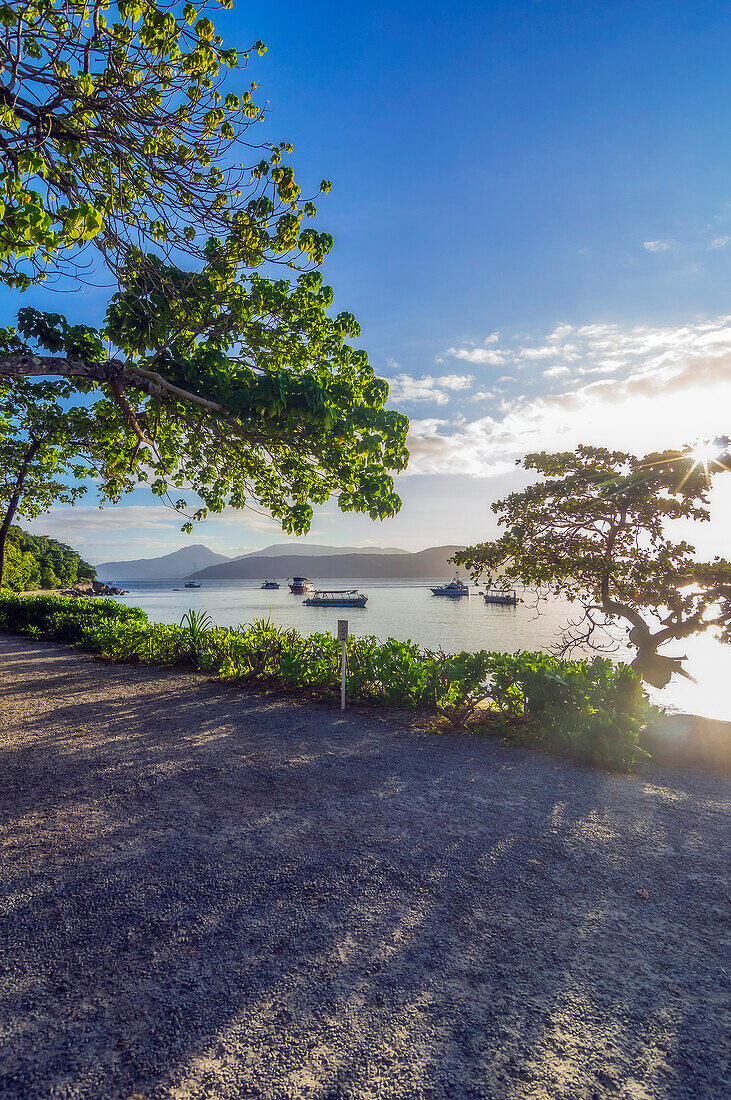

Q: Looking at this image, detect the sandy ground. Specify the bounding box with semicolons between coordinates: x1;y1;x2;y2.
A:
1;633;729;1100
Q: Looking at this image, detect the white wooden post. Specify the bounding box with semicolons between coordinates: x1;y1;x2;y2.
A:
338;619;348;710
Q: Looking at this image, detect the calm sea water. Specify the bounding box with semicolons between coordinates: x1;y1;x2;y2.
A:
113;578;730;721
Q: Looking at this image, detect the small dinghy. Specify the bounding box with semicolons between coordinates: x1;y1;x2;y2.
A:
261;580;280;589
303;589;368;608
431;575;470;598
483;588;517;606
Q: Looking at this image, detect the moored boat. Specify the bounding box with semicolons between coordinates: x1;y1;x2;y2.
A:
483;588;517;606
303;589;368;608
184;562;202;588
288;576;314;594
430;575;470;598
261;580;280;589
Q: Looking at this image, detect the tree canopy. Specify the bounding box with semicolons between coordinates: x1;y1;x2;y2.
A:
0;373;108;583
1;261;409;537
453;443;731;687
0;0;331;287
0;1;410;556
2;524;95;589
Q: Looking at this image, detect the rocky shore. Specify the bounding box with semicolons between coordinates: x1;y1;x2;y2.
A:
24;580;128;597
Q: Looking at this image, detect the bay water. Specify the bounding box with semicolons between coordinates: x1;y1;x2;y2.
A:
113;578;728;721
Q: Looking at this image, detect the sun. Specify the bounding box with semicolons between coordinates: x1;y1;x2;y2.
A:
690;439;725;467
678;437;730;488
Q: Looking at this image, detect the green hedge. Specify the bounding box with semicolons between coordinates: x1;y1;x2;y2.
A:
0;594;654;771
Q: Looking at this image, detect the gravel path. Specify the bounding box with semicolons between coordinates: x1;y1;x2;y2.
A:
1;634;729;1100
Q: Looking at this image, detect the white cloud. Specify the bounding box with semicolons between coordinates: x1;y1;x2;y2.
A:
26;504;184;535
437;374;474;391
496;375;516;383
387;372;473;405
708;235;730;250
448;345;506;365
643;240;671;252
471;389;494;401
548;323;574;341
406;315;731;477
543;365;571;378
519;345;558;360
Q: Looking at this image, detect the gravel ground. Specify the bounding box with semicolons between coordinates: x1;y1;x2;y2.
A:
1;634;729;1100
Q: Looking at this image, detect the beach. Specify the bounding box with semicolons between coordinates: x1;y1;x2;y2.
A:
1;633;729;1099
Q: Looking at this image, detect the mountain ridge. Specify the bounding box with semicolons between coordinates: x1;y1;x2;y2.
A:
95;544;231;581
194;546;466;582
236;543;408;559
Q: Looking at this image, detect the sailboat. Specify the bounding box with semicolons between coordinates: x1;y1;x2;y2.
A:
185;562;202;589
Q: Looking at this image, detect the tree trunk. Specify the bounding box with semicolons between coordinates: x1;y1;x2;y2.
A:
0;438;41;587
630;646;691;689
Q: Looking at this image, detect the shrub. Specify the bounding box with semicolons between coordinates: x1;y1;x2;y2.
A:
0;594;653;770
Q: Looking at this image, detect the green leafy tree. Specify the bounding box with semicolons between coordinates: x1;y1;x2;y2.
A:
0;273;409;543
453;443;731;687
0;375;106;583
2;539;41;589
0;0;331;287
0;3;409;544
4;525;95;588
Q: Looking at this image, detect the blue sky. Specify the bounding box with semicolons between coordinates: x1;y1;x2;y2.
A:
11;0;731;561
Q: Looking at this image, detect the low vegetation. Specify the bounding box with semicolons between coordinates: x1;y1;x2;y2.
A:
0;594;655;771
1;528;96;592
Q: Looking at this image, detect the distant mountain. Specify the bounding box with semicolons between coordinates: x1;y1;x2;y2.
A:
96;544;232;581
194;546;466;581
237;543;408;559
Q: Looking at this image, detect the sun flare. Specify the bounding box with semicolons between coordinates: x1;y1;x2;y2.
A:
690;439;726;467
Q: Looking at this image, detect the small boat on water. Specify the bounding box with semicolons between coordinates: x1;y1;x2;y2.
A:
483;588;517;606
431;575;470;598
288;576;314;594
185;563;202;589
303;589;368;608
261;580;280;590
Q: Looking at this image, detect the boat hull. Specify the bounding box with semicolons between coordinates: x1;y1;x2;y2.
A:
304;596;368;608
483;594;516;605
430;588;469;597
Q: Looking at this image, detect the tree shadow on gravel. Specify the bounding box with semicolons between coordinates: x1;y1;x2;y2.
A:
1;635;729;1100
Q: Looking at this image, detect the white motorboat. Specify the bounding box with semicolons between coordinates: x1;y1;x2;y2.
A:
430;575;470;598
288;576;314;594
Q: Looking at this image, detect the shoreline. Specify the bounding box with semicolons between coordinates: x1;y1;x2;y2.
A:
1;619;729;773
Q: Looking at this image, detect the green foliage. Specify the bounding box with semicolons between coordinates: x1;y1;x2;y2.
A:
1;526;94;591
483;651;653;772
0;594;654;771
0;374;117;586
2;540;41;590
2;278;409;536
0;1;330;287
0;8;410;543
453;443;731;687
